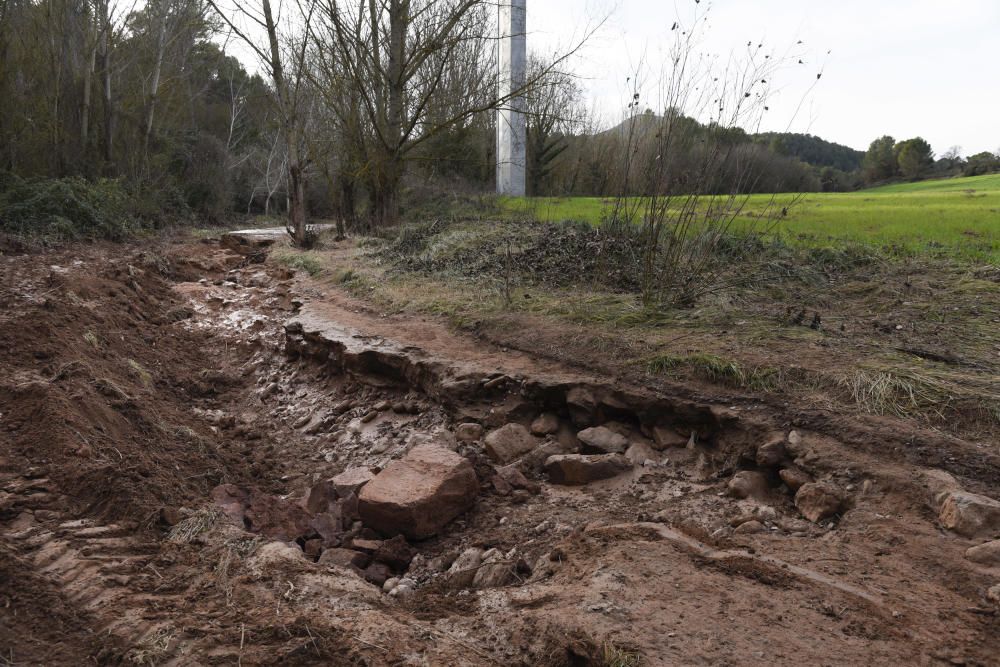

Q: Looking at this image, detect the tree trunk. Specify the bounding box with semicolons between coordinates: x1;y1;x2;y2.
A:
80;39;97;164
141;9;168;167
98;0;114;171
262;0;307;246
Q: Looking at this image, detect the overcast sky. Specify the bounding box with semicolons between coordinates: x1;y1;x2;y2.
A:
527;0;999;156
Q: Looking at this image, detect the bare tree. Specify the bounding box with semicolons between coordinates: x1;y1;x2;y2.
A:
206;0;316;245
311;0;597;227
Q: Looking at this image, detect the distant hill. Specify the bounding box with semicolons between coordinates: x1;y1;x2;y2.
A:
597;114;863;173
754;132;864;172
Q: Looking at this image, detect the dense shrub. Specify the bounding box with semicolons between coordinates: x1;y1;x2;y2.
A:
0;174;144;241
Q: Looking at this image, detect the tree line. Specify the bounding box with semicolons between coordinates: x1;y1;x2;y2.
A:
2;0;998;243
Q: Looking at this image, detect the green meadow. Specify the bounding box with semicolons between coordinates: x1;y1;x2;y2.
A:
502;174;1000;263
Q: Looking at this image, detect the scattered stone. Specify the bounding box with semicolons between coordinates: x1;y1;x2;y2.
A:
358;444;479;539
310;512;343;547
779;467;813;493
988;584;1000;605
965;540;1000;567
795;482;844;523
292;414;312;429
363;562;392;586
374;400;391;412
494;465;540;494
652;426;688;450
383;577;400;593
373;535;416;570
726;471;770;500
448;547;484;588
455;422;484;443
391;401;408;414
484;423;538;464
565;387;597;425
303;538;323;558
472;548;520;588
922;469;963;507
522;439;575;473
755;505;778;522
350;538;382;553
939;491;1000;538
492;474;513;495
577;426;629;454
544;454;632;485
625;441;659;466
756;438;788;468
787;430;803;448
530;413;560;436
361;410;378;423
331;468;375;497
305;481;339;515
510;489;532;504
734;520;765;535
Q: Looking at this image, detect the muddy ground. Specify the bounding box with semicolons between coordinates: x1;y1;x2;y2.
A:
1;233;998;666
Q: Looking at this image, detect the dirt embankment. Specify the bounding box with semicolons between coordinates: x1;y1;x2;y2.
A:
1;235;998;666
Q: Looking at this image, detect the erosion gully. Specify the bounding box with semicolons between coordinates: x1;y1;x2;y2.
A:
1;231;997;666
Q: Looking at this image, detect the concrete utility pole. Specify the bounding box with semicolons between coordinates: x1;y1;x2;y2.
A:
497;0;526;196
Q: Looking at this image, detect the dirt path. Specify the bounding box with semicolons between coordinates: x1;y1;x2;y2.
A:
0;236;997;665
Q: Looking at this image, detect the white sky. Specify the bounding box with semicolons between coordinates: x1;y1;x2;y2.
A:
527;0;1000;156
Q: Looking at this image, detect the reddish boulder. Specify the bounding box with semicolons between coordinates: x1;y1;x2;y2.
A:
331;468;375;497
318;548;370;570
939;491;1000;538
358;444;479;539
484;424;538;464
795;482;844;523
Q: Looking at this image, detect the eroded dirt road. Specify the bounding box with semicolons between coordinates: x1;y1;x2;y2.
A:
1;235;998;665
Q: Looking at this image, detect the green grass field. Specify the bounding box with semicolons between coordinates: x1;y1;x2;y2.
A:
502;174;1000;263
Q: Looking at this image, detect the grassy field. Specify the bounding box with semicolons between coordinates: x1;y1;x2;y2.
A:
502;174;1000;263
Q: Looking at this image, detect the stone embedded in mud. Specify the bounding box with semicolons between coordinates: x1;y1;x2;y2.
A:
652;425;689;450
211;483;250;523
332;468;375;497
472;548;522;588
795;482;844;523
305;480;338;515
374;535;416;570
625;441;659;466
483;423;539;464
939;491;1000;538
318;547;370;570
358;444;479;540
988;584;1000;605
566;387;597;425
530;413;560;436
447;547;484;588
455;422;484;443
756;438;788;468
544;453;632;485
727;471;770;500
965;540;1000;567
734;520;765;535
310;512;344;547
577;426;629;454
303;538;323;558
779;467;813;493
494;465;540;494
363;562;393;586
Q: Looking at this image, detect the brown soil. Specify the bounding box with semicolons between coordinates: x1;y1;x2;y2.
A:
0;234;997;666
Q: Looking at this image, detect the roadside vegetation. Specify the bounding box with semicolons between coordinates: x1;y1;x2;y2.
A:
503;173;1000;263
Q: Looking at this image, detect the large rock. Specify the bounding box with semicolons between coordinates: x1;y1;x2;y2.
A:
939;491;1000;538
795;482;844;523
318;547;370;570
577;426;629;454
726;471;770;500
544;454;631;485
965;540;1000;567
331;468;375;497
484;424;538;463
358;444;478;540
